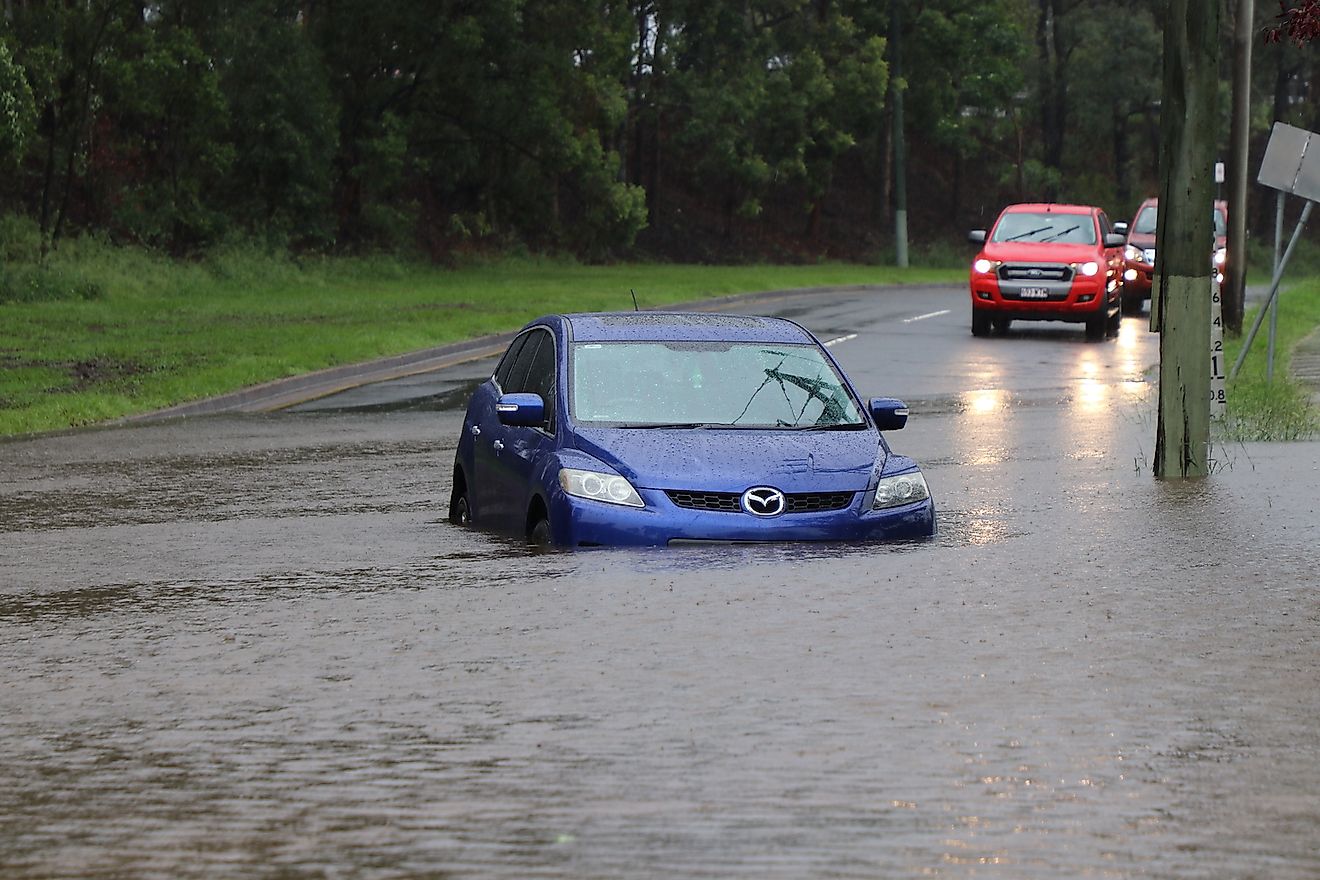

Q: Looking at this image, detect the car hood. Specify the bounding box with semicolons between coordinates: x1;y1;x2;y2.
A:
982;241;1101;262
570;426;883;493
1126;232;1226;250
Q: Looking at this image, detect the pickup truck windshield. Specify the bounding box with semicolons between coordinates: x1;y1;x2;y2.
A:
992;212;1097;245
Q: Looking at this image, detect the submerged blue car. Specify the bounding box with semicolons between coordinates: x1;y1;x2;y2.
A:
448;312;935;547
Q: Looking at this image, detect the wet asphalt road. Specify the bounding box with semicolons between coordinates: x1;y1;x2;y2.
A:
2;285;1319;878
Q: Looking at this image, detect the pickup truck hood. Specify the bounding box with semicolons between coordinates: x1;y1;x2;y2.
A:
982;241;1102;263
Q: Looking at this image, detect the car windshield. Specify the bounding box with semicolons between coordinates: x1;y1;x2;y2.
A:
570;341;865;428
1133;205;1158;234
1133;205;1226;237
991;212;1096;244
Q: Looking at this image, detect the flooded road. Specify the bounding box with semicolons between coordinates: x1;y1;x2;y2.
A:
2;287;1319;877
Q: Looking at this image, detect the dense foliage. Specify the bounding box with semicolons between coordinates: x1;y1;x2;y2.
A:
0;0;1314;262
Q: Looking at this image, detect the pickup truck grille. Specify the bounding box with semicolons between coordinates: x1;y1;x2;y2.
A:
999;263;1073;282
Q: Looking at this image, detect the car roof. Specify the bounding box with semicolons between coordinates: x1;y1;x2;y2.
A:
1000;202;1097;215
561;312;817;344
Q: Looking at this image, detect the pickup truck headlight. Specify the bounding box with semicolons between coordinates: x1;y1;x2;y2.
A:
1076;261;1099;277
1214;247;1227;267
559;468;644;508
1124;244;1145;262
872;471;930;510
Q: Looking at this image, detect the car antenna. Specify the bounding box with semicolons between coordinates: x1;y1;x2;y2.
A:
630;288;639;311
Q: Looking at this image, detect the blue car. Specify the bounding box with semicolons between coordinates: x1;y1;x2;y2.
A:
448;312;935;547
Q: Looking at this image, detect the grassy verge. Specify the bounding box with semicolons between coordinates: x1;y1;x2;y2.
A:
1222;276;1320;441
0;240;958;437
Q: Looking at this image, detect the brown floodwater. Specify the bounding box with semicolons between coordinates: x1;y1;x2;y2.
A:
2;379;1319;878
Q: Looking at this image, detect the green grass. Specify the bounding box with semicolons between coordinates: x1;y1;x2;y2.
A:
1222;277;1320;441
0;241;958;436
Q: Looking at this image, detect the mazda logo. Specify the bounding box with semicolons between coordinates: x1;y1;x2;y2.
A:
742;486;786;517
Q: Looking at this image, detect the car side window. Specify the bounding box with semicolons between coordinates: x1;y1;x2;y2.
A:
523;331;557;431
494;333;530;391
503;333;541;395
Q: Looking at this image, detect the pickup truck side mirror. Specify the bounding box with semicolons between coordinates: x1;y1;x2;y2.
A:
968;229;987;245
1103;233;1126;248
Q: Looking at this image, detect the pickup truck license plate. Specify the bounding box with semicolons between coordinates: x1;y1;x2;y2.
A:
1020;287;1049;299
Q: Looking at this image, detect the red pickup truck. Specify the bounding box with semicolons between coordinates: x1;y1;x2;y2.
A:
967;203;1127;341
1121;197;1229;314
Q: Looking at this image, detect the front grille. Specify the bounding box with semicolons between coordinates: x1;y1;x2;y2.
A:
666;490;741;512
784;492;854;513
999;263;1073;282
666;490;855;514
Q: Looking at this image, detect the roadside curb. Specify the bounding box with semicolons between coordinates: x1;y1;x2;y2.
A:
127;283;949;421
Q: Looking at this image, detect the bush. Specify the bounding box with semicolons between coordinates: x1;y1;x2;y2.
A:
0;264;105;303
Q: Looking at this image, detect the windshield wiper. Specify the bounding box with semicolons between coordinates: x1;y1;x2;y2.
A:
779;422;866;431
614;422;711;429
1004;225;1052;242
1040;224;1079;242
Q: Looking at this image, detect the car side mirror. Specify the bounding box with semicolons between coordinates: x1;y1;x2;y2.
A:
1103;233;1126;248
1112;221;1129;236
968;229;987;245
869;397;909;431
496;392;546;427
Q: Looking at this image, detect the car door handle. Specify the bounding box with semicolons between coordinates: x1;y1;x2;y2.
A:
492;440;504;452
470;425;480;436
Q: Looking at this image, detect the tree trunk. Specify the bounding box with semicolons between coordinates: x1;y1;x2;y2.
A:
1153;0;1220;479
1036;0;1066;194
1112;103;1130;208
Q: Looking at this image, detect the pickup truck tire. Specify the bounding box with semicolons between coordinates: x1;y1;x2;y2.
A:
971;309;992;337
1085;313;1107;341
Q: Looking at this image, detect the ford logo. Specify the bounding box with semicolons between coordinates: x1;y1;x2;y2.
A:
741;486;786;517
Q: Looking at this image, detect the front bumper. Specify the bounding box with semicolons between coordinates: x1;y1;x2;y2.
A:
551;487;936;547
1123;261;1153;297
969;275;1113;322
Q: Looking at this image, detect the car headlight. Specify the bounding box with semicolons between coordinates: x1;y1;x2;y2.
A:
1124;245;1145;262
559;468;644;508
1214;247;1227;267
1076;261;1099;277
872;471;930;510
973;258;997;274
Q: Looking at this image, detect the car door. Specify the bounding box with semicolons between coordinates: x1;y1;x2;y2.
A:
496;329;557;522
470;331;531;527
1097;210;1125;304
487;328;559;529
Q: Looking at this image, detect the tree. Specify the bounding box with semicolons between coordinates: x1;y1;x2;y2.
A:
0;39;35;169
1265;0;1320;43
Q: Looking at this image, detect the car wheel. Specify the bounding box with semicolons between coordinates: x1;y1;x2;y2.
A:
1085;313;1106;341
528;517;552;546
971;309;992;337
1106;307;1122;337
1121;291;1143;315
448;488;472;526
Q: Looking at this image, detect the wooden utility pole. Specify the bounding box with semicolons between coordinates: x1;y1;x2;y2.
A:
1224;0;1255;335
890;0;908;267
1153;0;1220;478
